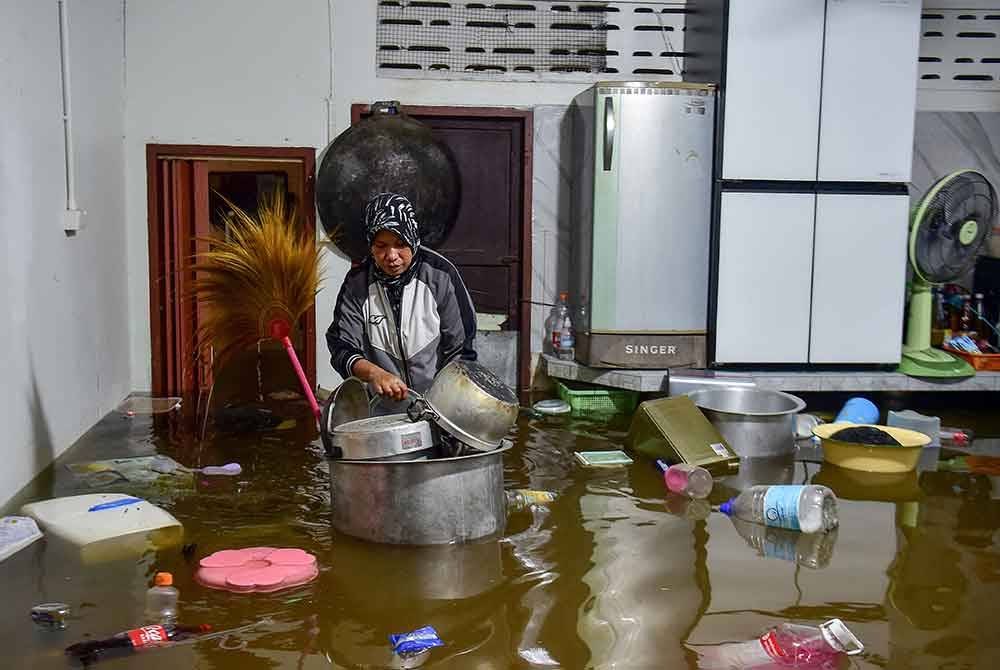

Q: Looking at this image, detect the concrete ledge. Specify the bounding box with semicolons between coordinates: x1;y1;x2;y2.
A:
543;354;1000;393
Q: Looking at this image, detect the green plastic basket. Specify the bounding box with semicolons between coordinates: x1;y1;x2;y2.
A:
555;380;639;416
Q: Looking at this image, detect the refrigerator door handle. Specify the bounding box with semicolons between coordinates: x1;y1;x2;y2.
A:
603;96;615;171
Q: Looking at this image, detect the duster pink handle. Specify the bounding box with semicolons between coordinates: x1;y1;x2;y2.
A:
281;335;321;423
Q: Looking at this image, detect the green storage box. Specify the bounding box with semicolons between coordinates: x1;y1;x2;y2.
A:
555;380;639;416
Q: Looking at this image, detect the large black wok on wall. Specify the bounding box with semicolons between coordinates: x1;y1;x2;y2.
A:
316;102;460;261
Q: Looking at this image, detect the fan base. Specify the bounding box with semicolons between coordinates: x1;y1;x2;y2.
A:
898;347;976;378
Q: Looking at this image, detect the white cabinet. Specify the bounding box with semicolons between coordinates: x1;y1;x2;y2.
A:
715;192;816;364
722;0;825;181
818;0;922;182
809;193;909;363
722;0;921;184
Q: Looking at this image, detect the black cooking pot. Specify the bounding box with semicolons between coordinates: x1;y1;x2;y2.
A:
316;101;460;261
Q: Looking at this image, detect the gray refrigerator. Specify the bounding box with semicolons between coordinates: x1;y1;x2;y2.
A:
571;81;716;368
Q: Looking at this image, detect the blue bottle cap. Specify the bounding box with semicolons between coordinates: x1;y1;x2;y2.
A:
719;500;735;517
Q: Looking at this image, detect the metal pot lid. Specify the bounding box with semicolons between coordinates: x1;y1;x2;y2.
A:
333;414;426;435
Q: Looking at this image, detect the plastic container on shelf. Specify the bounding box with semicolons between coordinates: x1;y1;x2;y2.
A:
546;292;571;356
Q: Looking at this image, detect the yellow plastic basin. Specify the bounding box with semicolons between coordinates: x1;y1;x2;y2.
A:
812;423;930;473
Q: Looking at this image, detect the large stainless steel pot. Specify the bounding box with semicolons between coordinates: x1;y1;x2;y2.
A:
331;414;436;461
412;360;518;451
687;388;805;458
329;441;511;545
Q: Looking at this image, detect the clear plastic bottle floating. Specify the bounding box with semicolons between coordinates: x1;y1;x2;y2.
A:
145;572;178;624
656;460;713;499
720;485;838;534
694;619;863;669
506;489;557;512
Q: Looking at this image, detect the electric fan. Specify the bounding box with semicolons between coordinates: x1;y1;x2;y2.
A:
899;170;996;378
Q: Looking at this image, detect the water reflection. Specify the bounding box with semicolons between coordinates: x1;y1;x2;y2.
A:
715;455;796;499
728;517;838;570
322;536;510;668
6;409;1000;669
883;469;1000;667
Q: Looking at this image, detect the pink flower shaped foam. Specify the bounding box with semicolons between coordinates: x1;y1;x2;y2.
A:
195;547;318;593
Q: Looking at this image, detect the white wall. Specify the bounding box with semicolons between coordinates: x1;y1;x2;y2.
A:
0;0;129;506
123;0;332;391
124;0;592;393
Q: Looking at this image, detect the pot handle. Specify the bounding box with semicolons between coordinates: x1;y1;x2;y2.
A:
367;388;429;416
405;395;439;424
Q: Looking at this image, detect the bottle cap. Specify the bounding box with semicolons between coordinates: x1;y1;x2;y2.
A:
719;500;734;517
154;572;173;586
820;618;864;655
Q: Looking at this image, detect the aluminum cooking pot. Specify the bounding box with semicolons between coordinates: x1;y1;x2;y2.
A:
330;441;511;545
331;414;436;461
409;360;518;451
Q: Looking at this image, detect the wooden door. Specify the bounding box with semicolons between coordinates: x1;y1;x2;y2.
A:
147;146;316;400
419;117;524;327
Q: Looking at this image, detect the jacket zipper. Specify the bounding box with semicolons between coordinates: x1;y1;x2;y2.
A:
380;284;411;386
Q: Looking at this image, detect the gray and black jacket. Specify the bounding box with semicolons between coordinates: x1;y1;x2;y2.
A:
326;248;477;394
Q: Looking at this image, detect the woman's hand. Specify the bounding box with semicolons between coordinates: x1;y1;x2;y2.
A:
351;359;409;401
369;369;409;401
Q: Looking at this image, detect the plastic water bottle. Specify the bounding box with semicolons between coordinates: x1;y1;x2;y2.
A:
506;489;557;512
547;292;571;356
694;619;863;669
656;460;713;499
719;485;838;534
558;313;575;361
145;572;179;624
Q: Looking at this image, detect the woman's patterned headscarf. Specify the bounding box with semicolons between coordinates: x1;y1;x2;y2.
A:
364;192;422;289
364;193;421;251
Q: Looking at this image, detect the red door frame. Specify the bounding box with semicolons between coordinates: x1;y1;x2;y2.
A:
350;105;534;401
146;144;317;397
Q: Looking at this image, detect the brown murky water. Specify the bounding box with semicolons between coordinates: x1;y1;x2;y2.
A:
2;402;999;669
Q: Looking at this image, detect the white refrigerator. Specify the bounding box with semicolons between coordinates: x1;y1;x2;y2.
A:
686;0;921;365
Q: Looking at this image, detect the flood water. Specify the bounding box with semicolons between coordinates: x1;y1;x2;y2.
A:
2;401;999;669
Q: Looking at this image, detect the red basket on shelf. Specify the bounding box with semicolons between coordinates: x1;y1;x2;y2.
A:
941;345;1000;371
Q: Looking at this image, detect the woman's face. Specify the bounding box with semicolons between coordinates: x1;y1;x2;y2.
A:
371;229;413;277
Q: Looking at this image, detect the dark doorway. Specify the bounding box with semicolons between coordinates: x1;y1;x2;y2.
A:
351;105;533;400
145;145;317;404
